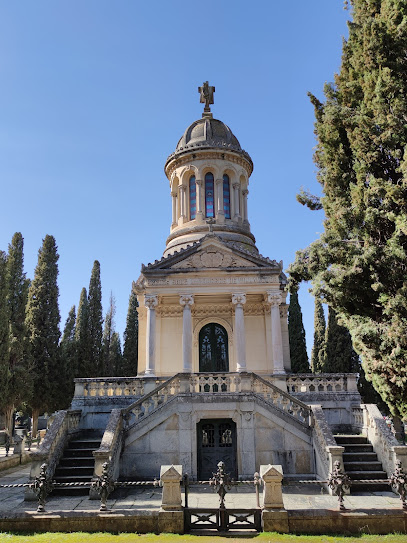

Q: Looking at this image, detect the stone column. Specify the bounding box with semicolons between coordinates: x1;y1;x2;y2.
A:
178;185;186;220
196;179;203;220
180;294;194;372
145;295;158;376
171;191;177;226
242;189;249;223
232;293;247;372
233;183;240;219
267;292;285;374
215;178;224;220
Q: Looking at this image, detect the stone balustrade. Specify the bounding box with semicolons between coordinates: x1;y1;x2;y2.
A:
287;373;358;394
74;377;149;398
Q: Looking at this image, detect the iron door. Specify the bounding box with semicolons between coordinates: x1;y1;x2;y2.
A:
197;419;237;480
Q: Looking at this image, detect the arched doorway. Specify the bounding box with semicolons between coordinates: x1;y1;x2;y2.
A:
199;323;229;372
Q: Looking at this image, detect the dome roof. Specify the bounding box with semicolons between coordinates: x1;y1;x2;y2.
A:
165;117;252;168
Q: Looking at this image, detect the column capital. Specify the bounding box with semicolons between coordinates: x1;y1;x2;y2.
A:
195;178;203;186
179;294;194;308
266;292;282;307
242;189;249;196
171;190;178;197
179;184;186;192
215;178;223;185
232;293;246;307
232;182;240;189
145;294;158;309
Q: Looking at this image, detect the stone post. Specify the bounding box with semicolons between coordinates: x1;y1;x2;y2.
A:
233;183;240;219
327;445;349;495
260;464;289;533
145;295;158;376
158;465;184;533
180;295;194;372
232;293;246;372
171;191;177;226
215;178;224;221
196;179;203;221
267;292;285;375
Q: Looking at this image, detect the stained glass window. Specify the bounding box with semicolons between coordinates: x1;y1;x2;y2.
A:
189;175;196;220
205;172;214;218
223;174;231;219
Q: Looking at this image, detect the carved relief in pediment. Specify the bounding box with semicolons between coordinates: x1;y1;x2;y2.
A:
171;249;253;269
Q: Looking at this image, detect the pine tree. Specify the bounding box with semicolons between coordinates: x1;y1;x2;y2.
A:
60;305;76;406
102;292;119;376
311;297;325;373
26;235;61;435
75;287;91;377
122;287;139;376
288;289;309;373
88;261;103;376
288;1;407;418
5;233;31;434
322;307;357;373
0;252;10;433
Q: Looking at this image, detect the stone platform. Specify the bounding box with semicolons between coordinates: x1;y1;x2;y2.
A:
0;463;406;534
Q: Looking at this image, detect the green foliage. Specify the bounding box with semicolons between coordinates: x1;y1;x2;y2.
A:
288;0;407;418
0;251;10;413
102;293;122;376
75;287;91;377
311;297;325;373
26;235;61;413
60;305;77;407
122;286;139;376
322;307;358;373
288;289;309;373
296;188;323;210
88;261;103;376
5;233;32;419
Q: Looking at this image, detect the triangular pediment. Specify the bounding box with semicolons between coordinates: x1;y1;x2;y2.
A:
141;235;282;274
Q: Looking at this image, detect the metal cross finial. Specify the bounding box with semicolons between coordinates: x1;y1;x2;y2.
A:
206;217;216;233
198;81;215;116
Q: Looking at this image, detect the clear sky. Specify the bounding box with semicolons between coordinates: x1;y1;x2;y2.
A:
0;1;350;355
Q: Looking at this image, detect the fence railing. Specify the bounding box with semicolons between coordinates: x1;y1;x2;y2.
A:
286;373;358;394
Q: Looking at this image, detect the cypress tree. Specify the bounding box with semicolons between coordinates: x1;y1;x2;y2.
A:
75;287;91;377
102;293;119;376
288;289;309;373
122;287;139;376
26;235;61;435
110;332;122;377
88;261;103;376
322;307;356;373
311;297;326;373
288;0;407;418
5;233;31;434
0;252;10;433
60;305;77;406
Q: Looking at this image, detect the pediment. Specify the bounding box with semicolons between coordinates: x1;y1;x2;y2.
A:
141;235;282;273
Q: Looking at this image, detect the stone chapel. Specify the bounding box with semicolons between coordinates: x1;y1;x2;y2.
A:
29;84;406;495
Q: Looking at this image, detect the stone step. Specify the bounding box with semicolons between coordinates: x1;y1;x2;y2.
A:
344;461;383;472
343;452;378;462
59;456;95;467
64;447;98;457
54;466;94;477
54;474;94;483
347;470;388;480
66;439;101;450
334;435;368;445
340;444;374;453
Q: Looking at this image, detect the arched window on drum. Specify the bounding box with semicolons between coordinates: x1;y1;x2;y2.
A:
189;175;196;220
205;172;214;218
223;174;231;219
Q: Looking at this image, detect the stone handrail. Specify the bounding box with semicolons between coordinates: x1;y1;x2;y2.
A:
311;405;345;492
25;409;81;500
251;373;311;426
359;403;407;474
73;377;148;398
91;409;123;498
287;373;358;394
189;372;241;393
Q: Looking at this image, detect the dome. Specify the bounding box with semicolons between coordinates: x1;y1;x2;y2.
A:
165;117;253;169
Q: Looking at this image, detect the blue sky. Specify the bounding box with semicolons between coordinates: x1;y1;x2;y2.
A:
0;1;350;356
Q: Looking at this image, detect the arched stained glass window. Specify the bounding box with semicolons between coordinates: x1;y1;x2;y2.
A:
189;175;196;220
205;172;214;218
223;174;231;219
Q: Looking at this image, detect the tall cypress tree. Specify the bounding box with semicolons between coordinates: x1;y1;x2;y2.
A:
122;287;139;376
288;0;407;418
102;293;119;376
88;261;103;376
110;332;123;377
60;305;77;406
5;233;31;434
311;297;326;373
288;289;309;373
322;307;356;373
75;287;91;377
0;252;10;433
26;235;61;435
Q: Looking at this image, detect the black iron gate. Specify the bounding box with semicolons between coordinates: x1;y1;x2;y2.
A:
197;419;237;480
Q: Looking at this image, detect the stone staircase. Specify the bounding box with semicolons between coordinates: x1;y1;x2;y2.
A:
53;431;102;495
334;435;389;492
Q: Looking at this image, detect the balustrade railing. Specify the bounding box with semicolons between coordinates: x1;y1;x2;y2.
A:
286;373;358;394
74;377;148;399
